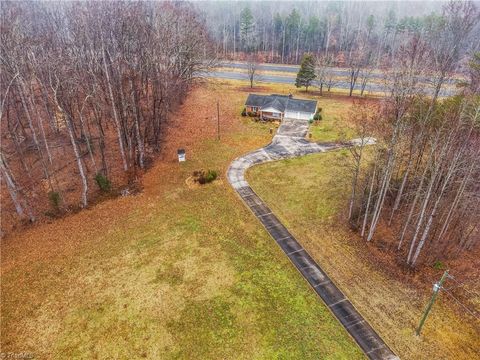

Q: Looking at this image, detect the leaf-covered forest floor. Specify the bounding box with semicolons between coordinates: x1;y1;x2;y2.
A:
1;80;364;359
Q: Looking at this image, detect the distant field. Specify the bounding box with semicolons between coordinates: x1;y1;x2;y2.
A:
248;151;480;360
1;80;363;359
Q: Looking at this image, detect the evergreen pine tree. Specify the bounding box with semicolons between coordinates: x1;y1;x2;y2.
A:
295;54;316;92
240;7;254;52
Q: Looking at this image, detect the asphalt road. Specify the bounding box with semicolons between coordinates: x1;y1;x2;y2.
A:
210;62;456;96
210;70;388;93
220;61;458;86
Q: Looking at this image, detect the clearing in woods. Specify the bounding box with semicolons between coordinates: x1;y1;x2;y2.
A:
2;79;477;359
1;80;363;359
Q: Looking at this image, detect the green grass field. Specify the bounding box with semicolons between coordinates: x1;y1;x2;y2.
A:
1;82;363;359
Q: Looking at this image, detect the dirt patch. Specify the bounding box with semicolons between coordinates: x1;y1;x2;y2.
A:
185;175;223;189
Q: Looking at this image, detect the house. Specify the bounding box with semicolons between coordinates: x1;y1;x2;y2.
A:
245;94;317;121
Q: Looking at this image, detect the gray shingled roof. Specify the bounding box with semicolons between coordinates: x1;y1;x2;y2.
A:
245;94;317;114
262;96;288;111
245;94;267;107
285;98;317;113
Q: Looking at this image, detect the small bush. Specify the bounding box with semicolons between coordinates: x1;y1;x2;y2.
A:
318;107;322;113
205;169;218;183
247;111;254;117
308;119;314;124
313;113;322;121
95;173;112;192
241;108;247;116
433;260;445;270
48;191;61;212
194;169;218;184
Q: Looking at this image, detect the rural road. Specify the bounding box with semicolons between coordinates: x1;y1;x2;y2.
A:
227;117;399;360
211;70;389;93
220;62;457;85
210;61;455;96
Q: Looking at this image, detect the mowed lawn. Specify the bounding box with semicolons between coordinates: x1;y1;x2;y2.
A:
248;150;480;360
1;81;364;359
224;79;360;142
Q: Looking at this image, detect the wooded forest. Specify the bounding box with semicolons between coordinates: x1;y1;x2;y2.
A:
201;0;480;68
0;1;213;233
345;1;480;266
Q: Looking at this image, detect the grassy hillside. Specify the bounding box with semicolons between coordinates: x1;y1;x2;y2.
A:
1;81;363;359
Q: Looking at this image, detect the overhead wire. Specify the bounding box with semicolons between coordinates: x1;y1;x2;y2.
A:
445;275;480;297
441;287;480;321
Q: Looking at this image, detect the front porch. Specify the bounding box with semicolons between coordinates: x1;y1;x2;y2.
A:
260;110;283;121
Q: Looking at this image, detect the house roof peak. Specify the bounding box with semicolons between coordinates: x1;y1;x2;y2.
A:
245;93;317;113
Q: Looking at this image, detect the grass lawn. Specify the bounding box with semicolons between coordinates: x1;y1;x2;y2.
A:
308;98;357;142
1;81;363;359
222;79;363;142
247;151;480;360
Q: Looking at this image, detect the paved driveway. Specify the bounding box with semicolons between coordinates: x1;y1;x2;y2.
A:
228;117;340;189
226;117;397;360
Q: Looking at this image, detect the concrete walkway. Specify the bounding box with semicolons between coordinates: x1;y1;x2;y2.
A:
227;118;398;360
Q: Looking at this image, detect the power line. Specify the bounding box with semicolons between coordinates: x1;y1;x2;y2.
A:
447;273;479;286
445;275;480;297
441;287;480;321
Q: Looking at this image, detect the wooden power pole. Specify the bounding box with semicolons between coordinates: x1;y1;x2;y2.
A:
217;101;220;141
416;270;449;336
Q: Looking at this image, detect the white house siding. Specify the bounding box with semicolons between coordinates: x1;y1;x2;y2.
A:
284;111;314;120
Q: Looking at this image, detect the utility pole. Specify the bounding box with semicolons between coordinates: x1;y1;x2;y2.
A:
217;101;220;141
416;270;449;336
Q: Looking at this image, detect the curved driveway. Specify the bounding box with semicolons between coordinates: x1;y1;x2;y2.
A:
227;118;332;189
227;118;398;360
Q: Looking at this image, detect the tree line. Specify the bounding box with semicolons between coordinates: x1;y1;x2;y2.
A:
345;2;480;266
0;1;213;230
202;0;479;69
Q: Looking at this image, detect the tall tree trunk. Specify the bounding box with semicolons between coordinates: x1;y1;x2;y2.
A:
79;96;98;174
398;137;439;250
361;163;376;238
0;153;35;222
18;80;54;191
64;111;88;208
130;79;145;169
406;136;452;263
388;157;412;226
102;43;128;171
409;155;458;266
436;160;474;243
